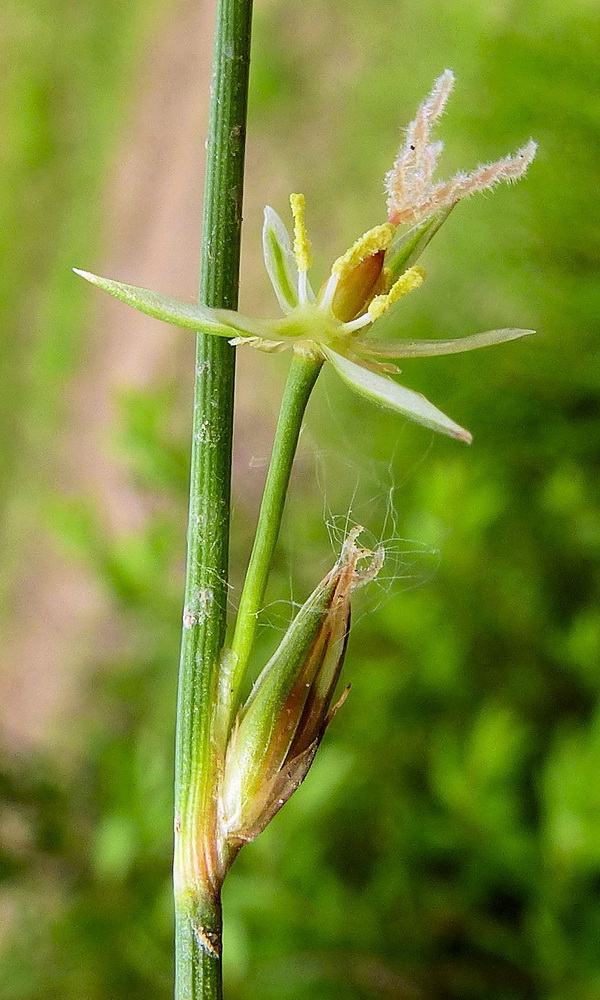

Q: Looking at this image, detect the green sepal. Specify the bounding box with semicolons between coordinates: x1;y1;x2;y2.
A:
323;346;472;443
262;206;299;312
73;269;266;338
360;327;536;359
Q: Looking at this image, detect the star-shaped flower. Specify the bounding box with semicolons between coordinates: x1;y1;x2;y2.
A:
75;71;536;444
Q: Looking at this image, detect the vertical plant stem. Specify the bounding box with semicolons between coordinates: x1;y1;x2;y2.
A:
229;352;323;709
174;0;253;997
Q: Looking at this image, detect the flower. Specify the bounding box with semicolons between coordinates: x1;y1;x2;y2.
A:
74;71;536;445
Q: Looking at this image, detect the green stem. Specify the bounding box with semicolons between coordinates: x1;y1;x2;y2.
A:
175;894;223;1000
229;352;323;709
174;0;253;996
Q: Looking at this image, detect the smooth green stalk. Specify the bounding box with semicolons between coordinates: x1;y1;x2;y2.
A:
229;352;323;711
174;0;253;996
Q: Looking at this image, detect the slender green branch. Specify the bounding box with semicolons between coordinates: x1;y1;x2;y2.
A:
174;0;253;996
229;352;323;709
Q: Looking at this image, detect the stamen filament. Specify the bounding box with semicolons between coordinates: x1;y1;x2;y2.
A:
319;272;339;311
340;312;373;334
298;270;310;306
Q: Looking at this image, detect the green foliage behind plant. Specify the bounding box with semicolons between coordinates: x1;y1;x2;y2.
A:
1;0;599;997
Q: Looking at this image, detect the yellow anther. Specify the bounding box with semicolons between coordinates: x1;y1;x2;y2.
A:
367;265;425;321
290;193;313;272
331;223;396;280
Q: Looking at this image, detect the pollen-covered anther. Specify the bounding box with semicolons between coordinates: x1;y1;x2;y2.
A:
367;265;425;321
290;193;313;272
331;223;396;282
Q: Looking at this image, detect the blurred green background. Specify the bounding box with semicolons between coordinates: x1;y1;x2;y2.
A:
2;0;600;997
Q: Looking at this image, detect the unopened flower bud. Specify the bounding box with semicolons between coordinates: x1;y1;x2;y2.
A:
219;529;383;847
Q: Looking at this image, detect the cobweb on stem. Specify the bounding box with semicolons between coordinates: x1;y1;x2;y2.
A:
254;433;443;638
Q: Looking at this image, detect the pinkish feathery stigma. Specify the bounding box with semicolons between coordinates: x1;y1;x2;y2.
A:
385;72;537;227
